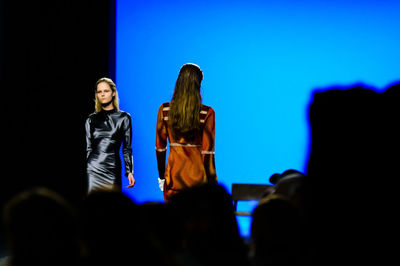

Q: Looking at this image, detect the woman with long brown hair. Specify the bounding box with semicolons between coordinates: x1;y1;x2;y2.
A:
155;63;217;202
85;77;135;193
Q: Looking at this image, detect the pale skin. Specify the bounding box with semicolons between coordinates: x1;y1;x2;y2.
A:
96;82;136;188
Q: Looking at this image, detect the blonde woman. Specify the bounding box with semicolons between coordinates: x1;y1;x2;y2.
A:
156;63;217;202
85;78;135;193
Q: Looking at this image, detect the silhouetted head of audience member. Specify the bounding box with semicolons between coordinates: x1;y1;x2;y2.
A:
381;82;400;174
2;187;81;266
306;87;382;224
269;169;305;185
269;169;308;218
307;86;381;184
80;189;138;266
251;196;305;266
138;202;178;253
168;183;250;266
80;189;173;266
306;85;399;264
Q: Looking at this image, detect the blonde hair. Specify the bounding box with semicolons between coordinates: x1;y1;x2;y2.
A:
94;77;119;113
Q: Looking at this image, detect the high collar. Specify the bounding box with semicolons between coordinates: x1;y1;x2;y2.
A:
101;108;117;114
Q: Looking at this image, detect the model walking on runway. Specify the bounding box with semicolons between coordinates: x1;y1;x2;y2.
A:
155;63;217;202
85;77;135;193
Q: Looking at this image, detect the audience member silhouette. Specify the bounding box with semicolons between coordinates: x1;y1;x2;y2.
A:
306;85;398;264
2;187;82;266
79;189;175;266
269;169;304;185
168;183;250;266
138;202;180;257
265;169;308;221
250;196;307;266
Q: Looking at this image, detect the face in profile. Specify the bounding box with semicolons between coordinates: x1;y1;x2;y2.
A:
96;82;115;106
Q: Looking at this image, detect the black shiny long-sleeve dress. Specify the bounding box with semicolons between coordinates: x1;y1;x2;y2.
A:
85;109;133;193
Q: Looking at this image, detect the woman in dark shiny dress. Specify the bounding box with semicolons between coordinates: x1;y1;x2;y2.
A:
85;78;135;193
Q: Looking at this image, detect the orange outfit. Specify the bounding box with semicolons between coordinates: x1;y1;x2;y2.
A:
156;102;217;202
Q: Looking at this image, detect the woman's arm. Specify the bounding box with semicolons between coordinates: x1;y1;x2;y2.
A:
201;107;217;182
155;104;168;180
85;117;92;159
122;113;135;188
122;113;133;175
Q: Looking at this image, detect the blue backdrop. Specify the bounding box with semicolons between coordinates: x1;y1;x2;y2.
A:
116;0;399;207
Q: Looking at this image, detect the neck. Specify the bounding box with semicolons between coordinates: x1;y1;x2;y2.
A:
101;102;115;111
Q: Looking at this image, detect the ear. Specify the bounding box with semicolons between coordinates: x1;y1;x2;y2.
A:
112;91;116;97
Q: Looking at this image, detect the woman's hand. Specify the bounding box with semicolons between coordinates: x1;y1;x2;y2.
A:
158;178;165;191
126;173;135;188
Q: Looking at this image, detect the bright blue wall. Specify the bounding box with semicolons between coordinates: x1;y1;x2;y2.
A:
116;0;400;204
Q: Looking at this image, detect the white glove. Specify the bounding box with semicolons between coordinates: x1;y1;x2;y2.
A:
158;178;165;192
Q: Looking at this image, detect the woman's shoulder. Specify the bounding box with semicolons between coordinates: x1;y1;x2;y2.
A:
158;102;171;114
86;112;97;120
116;110;132;119
159;102;170;108
200;104;215;124
201;104;215;114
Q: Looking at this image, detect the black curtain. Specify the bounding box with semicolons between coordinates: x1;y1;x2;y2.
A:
0;0;115;210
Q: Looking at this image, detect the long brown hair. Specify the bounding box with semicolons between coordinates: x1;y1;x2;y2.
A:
169;63;203;139
94;77;119;113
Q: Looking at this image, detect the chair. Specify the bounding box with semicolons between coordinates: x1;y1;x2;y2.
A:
231;183;272;216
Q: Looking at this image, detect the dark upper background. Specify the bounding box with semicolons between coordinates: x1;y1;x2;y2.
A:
0;0;115;210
